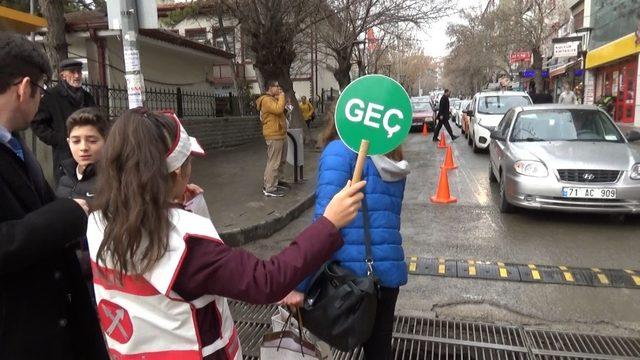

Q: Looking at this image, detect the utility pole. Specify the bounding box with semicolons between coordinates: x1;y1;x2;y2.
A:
120;0;144;108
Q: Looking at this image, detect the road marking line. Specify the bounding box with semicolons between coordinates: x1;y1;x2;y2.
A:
624;269;636;274
497;262;508;278
591;268;609;285
624;270;640;286
559;266;574;282
438;258;446;275
409;257;417;272
528;264;541;280
468;260;476;276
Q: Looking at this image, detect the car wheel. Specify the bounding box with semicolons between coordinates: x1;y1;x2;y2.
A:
499;172;514;213
472;137;481;153
489;163;497;183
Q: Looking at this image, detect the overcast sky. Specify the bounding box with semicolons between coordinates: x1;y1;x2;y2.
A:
418;0;488;59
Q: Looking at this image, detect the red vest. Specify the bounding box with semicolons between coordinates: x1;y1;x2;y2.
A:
87;209;241;360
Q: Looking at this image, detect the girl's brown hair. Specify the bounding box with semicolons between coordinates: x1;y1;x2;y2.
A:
319;107;404;161
93;108;178;277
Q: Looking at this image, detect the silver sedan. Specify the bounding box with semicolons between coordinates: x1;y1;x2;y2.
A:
489;104;640;214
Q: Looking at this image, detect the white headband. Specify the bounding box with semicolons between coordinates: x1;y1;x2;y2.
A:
163;112;205;172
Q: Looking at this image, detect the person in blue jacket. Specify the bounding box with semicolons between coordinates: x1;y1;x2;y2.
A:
281;114;410;359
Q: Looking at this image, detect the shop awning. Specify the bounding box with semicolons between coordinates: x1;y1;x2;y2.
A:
586;33;640;69
549;59;581;78
0;5;47;34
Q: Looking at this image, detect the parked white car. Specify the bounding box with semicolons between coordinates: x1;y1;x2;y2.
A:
465;91;532;153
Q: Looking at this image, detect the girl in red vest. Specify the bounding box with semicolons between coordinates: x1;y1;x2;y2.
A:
87;108;364;360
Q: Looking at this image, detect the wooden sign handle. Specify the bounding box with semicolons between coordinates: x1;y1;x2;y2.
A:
351;140;369;183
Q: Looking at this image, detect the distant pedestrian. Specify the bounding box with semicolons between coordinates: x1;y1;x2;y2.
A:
257;80;289;197
300;96;315;128
0;31;108;360
87;108;366;360
432;89;458;142
31;58;96;184
558;81;578;104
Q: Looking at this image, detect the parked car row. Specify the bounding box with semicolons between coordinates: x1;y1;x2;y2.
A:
455;89;640;215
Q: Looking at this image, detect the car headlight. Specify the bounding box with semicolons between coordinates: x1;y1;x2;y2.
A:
514;160;548;177
631;163;640;180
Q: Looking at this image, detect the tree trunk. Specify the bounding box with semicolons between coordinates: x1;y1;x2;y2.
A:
332;47;353;90
531;47;543;94
38;0;67;77
216;14;245;115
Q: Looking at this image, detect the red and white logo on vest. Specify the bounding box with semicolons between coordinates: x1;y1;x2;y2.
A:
98;300;133;344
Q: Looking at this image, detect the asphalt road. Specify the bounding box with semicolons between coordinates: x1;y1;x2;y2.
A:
241;129;640;337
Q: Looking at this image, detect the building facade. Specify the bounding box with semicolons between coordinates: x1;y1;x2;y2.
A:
584;0;640;126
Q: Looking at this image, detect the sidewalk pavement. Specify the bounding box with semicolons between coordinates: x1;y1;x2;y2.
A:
190;125;324;246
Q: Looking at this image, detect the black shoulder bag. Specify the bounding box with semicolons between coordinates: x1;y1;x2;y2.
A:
300;196;379;352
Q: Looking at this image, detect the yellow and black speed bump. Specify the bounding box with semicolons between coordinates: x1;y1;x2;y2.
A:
406;257;640;289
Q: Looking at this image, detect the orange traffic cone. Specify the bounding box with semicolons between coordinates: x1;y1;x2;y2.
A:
438;134;447;148
421;123;428;137
430;166;457;204
442;145;458;170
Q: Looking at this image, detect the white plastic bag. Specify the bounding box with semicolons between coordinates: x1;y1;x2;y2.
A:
271;306;332;360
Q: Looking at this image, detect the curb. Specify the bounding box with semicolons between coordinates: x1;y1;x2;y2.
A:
219;192;316;247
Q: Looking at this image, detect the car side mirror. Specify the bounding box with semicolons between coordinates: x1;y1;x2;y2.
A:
490;130;505;141
627;130;640;142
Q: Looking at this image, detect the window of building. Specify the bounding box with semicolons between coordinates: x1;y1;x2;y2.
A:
213;27;235;52
573;9;584;30
185;28;208;44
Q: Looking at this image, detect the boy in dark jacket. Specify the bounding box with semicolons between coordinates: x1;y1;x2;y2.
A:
56;107;110;286
56;107;109;200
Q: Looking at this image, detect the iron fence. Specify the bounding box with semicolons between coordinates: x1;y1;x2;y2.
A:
55;81;254;118
51;81;335;119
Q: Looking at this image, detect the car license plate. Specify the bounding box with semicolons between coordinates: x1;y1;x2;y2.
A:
562;187;617;199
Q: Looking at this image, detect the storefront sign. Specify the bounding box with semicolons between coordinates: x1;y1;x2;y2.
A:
553;41;580;58
509;51;532;64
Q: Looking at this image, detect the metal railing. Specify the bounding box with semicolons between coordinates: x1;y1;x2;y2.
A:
49;80;258;119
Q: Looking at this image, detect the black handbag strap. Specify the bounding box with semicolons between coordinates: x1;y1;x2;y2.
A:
361;195;375;277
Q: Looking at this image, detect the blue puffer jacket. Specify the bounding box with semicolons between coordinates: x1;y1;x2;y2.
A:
299;140;408;290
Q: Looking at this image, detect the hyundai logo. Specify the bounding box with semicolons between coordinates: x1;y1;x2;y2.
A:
583;173;595;180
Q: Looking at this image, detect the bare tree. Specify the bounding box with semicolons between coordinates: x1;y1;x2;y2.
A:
318;0;450;90
38;0;68;75
496;0;569;93
203;0;327;130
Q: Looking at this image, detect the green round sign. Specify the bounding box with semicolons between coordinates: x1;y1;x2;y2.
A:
335;75;412;155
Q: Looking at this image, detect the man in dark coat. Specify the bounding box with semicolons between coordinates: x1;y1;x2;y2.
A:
0;31;108;360
432;89;458;142
31;58;96;183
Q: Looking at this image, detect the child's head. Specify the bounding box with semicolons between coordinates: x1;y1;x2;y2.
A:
66;107;110;168
94;108;203;276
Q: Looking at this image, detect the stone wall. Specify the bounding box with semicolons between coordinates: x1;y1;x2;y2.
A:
181;116;262;150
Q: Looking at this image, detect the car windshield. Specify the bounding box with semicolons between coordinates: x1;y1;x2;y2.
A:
412;102;431;111
478;95;531;115
453;101;462;109
510;109;624;143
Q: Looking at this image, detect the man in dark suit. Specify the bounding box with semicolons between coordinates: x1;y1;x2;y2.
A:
0;31;108;360
31;58;96;183
433;89;458;142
